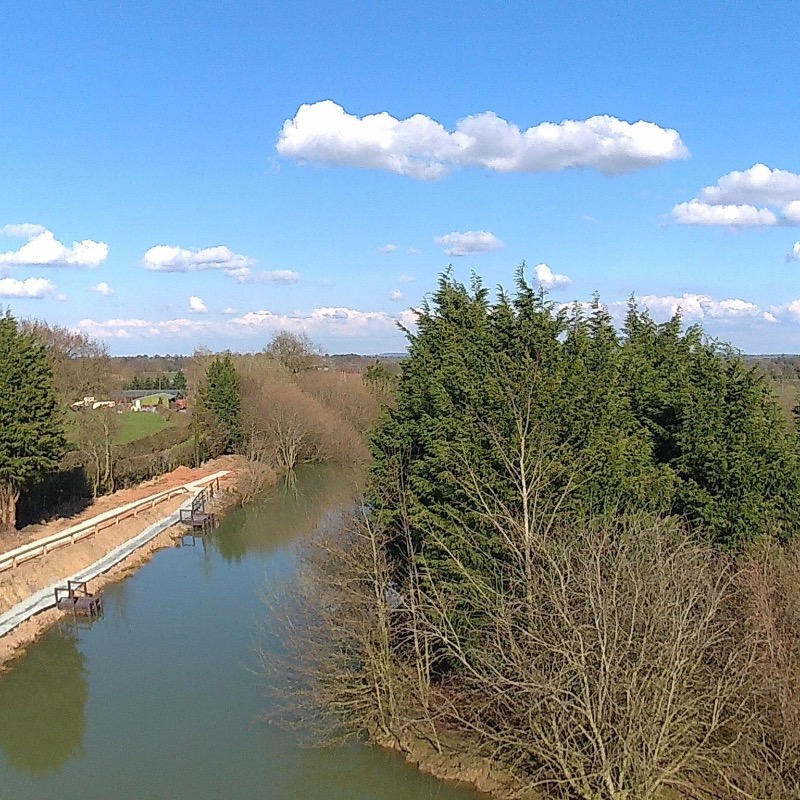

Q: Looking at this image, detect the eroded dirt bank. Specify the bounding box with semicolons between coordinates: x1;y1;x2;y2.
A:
0;455;246;670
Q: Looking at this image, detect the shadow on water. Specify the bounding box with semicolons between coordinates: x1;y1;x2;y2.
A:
0;628;88;775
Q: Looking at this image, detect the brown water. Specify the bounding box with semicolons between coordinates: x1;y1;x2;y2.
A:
0;465;482;800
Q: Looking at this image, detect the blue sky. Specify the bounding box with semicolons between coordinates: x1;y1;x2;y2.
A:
1;0;799;354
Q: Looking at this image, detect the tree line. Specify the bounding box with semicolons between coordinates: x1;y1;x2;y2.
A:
0;308;387;531
266;269;800;799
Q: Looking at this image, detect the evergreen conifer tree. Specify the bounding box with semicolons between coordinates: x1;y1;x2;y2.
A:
0;311;66;530
199;354;243;456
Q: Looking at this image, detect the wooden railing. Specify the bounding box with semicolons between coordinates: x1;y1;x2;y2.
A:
0;471;228;573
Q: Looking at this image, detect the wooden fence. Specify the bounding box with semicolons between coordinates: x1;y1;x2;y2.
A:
0;471;228;573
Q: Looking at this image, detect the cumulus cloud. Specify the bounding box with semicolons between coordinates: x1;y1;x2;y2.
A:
188;295;208;313
75;305;418;341
277;101;689;180
222;307;237;315
672;164;800;228
227;267;300;285
0;277;55;298
0;225;108;267
671;201;778;228
232;306;418;337
784;201;800;224
534;263;572;289
398;273;415;283
1;223;46;238
143;244;254;273
435;230;503;256
388;290;404;301
378;244;398;253
698;164;800;207
91;281;114;296
787;242;800;262
407;247;421;255
636;292;773;322
773;299;800;321
74;317;206;340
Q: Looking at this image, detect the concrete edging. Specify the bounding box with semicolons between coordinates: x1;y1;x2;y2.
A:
0;471;229;639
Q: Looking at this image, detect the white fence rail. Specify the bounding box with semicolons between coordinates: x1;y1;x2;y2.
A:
0;470;229;573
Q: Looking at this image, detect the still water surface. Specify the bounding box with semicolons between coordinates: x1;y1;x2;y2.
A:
0;466;481;800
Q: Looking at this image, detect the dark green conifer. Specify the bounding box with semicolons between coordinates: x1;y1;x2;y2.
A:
0;311;66;530
199;354;243;456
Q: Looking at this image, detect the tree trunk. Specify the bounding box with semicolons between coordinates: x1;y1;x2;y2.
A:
0;480;20;531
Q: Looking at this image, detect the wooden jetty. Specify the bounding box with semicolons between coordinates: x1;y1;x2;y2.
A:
54;580;103;617
179;483;218;533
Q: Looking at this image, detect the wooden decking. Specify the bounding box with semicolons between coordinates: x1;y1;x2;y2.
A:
54;580;103;617
179;481;219;533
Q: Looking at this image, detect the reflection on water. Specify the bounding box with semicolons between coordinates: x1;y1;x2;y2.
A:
212;464;362;564
0;628;87;774
0;465;480;800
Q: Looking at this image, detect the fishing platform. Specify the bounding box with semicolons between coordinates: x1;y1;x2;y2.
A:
179;481;218;534
54;580;103;617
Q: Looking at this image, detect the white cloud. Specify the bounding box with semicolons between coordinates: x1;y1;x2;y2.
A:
378;244;398;253
786;242;800;262
636;292;772;322
388;290;404;301
407;247;421;255
1;223;46;238
773;299;800;321
435;230;503;257
232;306;419;337
277;101;689;180
74;317;207;340
188;295;208;313
143;244;254;273
222;307;237;315
672;164;800;229
398;273;415;283
698;164;800;207
0;225;108;267
534;263;572;289
783;201;800;224
76;305;419;341
227;267;300;285
0;277;55;298
91;281;114;296
671;200;778;228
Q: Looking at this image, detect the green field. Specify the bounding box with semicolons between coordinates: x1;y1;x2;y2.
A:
113;412;170;445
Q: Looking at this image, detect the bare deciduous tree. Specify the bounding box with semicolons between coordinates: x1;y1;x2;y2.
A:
258;509;407;745
73;409;120;496
260;402;780;799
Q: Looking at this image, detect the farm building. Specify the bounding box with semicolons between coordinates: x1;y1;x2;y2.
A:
116;390;180;411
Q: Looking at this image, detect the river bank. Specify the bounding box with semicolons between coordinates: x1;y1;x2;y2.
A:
375;730;530;800
0;464;482;800
0;460;514;800
0;455;252;671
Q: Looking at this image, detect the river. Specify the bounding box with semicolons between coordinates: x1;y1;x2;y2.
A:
0;465;482;800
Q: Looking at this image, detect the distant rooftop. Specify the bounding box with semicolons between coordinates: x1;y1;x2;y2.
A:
119;390;180;399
